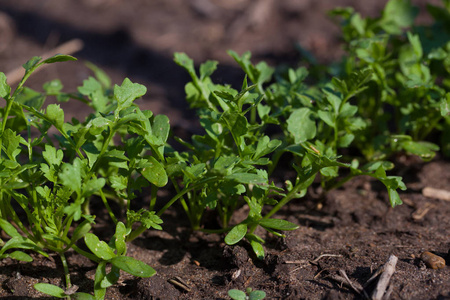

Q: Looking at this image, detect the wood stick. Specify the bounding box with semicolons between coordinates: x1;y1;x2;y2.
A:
422;187;450;201
372;255;398;300
5;38;84;85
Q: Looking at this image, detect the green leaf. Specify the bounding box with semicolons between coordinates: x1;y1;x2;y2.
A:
0;218;21;238
222;112;248;137
174;52;196;77
152;114;170;144
71;220;92;244
249;290;267;300
380;0;418;34
401;141;439;160
200;60;218;80
247;234;265;260
254;136;282;159
100;265;120;288
114;222;127;256
224;224;247;245
94;262;107;300
323;89;342;112
1;128;21;161
388;188;403;207
0;72;11;98
140;156;168;187
23;56;42;72
228;289;247;300
43;79;63;94
317;110;335;127
225;171;267;185
114;78;147;113
72;292;96;300
407;32;422;59
110;256;156;277
258;219;299;231
85;61;111;88
287;108;316;143
83;177;106;197
59;158;83;194
42;144;64;167
440;93;450;116
46;104;65;129
84;233;116;260
15;87;45;112
34;283;66;298
42;54;77;64
8;251;33;262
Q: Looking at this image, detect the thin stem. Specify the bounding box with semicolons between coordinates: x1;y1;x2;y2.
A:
157;176;218;217
59;252;71;289
99;189;117;224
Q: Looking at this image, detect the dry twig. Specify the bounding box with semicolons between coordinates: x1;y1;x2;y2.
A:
422;187;450;201
372;255;398;300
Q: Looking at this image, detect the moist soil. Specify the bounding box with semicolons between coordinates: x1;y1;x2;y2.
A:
0;1;449;299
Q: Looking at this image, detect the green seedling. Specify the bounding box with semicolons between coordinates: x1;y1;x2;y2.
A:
228;287;266;300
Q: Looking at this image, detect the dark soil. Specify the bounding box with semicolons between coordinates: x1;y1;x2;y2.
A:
0;1;449;299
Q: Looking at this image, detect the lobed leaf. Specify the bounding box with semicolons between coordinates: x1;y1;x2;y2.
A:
0;72;11;98
287;108;316;144
114;78;147;114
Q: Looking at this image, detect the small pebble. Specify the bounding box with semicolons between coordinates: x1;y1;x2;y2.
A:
420;251;446;269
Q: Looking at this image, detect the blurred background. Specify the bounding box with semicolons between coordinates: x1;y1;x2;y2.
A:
0;0;437;127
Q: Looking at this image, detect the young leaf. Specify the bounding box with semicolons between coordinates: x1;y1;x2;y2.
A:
249;290;266;300
34;283;66;298
85;61;112;88
22;56;42;72
224;224;247;245
84;233;116;260
0;72;11;98
42;144;64;167
0;218;21;238
46;104;65;129
42;54;77;64
110;256;156;277
140;156;168;187
114;222;127;256
258;219;299;231
114;78;147;114
8;251;33;262
94;262;107;300
287;108;316;143
200;60;218;81
59;158;83;194
228;289;247;300
71;220;92;244
72;293;96;300
246;234;265;260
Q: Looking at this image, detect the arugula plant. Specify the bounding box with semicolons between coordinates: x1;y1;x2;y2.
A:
173;51;405;258
0;55;162;298
329;0;450;160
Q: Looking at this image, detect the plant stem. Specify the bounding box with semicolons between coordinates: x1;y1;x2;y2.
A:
157;176;218;217
59;252;71;289
99;189;117;224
